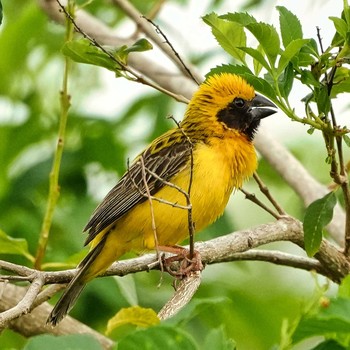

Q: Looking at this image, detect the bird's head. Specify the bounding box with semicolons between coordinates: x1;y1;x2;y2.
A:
184;73;277;140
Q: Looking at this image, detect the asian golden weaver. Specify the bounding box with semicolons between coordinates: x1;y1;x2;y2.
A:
47;73;276;325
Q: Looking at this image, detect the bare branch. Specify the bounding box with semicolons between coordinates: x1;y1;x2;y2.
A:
0;274;45;329
2;219;347;288
158;271;201;320
0;283;114;350
240;188;282;220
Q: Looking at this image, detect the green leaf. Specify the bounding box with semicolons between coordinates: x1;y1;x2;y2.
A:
329;16;348;41
203;13;246;63
277;39;310;75
23;334;103;350
207;64;276;100
203;327;236;350
343;134;350;148
113;274;138;306
253;44;264;75
220;12;257;26
303;191;337;257
114;38;153;63
278;62;294;99
292;297;350;345
311;339;346;350
246;22;280;66
62;39;118;71
106;306;160;336
0;229;34;262
315;85;331;115
338;275;350;298
276;6;303;47
238;46;271;72
116;325;199;350
62;38;152;72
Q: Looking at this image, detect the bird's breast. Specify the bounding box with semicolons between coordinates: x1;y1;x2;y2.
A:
113;134;257;251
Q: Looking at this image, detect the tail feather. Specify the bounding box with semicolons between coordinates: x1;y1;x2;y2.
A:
47;236;107;326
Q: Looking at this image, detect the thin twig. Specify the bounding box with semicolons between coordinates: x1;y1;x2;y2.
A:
127;161;190;210
56;0;189;104
316;26;350;255
168;116;195;259
240;188;281;220
139;155;161;266
143;17;200;85
253;172;286;216
111;0;202;83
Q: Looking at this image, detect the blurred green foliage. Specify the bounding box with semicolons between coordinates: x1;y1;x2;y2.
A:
0;1;344;350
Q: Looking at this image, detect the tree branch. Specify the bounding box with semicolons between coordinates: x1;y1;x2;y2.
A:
1;218;348;343
0;283;114;350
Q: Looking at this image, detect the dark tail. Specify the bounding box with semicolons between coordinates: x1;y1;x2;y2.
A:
47;237;106;326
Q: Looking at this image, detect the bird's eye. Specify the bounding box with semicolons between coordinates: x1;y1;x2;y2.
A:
234;98;245;108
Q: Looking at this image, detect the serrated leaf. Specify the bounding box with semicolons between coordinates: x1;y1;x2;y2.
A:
203;13;246;63
106;306;160;336
329;16;348;41
207;63;253;77
238;46;271;72
303;192;337;257
62;39;118;71
220;12;257;26
246;22;280;66
207;64;276;100
278;62;294;99
253;44;264;75
277;39;310;75
276;6;303;47
0;229;34;262
116;325;198;350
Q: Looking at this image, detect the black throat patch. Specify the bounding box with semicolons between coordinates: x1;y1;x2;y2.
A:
216;98;260;141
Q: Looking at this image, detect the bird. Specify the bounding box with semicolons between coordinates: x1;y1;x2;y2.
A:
47;72;277;325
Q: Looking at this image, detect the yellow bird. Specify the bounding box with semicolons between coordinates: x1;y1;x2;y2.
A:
47;73;276;325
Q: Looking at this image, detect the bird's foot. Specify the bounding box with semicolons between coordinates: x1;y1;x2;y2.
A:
158;245;203;279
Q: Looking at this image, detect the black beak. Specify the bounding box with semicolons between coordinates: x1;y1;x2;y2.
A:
250;94;277;120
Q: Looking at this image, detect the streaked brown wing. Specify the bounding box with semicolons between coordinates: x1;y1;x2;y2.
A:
83;134;192;245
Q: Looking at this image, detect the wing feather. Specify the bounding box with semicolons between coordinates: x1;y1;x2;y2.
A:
83;134;192;245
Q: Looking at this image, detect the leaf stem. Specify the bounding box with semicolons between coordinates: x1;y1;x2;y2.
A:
34;1;74;269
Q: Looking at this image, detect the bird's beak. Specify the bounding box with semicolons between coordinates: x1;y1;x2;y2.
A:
250;94;277;120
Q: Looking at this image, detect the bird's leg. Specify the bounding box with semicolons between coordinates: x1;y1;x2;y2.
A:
158;245;204;278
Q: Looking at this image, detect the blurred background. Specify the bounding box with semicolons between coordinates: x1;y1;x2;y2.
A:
0;0;343;349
